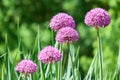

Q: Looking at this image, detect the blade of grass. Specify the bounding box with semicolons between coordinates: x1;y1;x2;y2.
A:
5;34;11;80
74;46;80;66
94;51;99;80
38;25;45;80
45;64;50;78
66;45;72;80
69;44;75;80
117;41;120;69
17;16;24;60
76;46;81;80
84;51;99;80
2;65;4;80
113;41;120;80
0;53;6;58
70;44;75;61
66;57;71;79
51;29;55;46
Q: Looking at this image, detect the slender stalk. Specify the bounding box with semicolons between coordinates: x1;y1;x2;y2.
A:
96;29;103;80
58;44;62;80
58;62;60;80
50;63;52;80
27;76;31;80
45;64;50;78
58;53;60;80
17;74;21;80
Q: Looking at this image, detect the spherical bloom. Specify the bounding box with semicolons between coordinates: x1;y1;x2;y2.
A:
15;60;37;74
55;27;79;43
84;8;110;28
38;46;62;64
49;13;75;31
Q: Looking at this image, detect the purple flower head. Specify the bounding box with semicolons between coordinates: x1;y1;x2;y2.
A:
49;13;75;31
38;46;62;64
55;27;79;43
84;8;110;28
15;60;37;74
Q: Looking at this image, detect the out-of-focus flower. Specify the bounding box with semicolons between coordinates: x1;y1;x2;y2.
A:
38;46;62;64
84;8;110;28
55;27;79;43
50;13;75;31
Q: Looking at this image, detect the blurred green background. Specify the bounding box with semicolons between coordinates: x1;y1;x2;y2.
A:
0;0;120;77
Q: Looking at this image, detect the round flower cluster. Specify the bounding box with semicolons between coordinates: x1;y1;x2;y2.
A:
55;27;79;43
84;8;110;28
49;13;75;31
38;46;62;64
15;60;37;74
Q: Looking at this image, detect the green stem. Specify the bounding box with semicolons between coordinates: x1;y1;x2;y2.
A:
58;62;60;80
58;44;62;80
50;63;52;80
96;29;103;80
17;74;21;80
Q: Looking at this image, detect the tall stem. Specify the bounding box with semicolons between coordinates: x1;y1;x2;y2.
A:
58;44;62;80
50;63;52;80
17;74;21;80
96;29;103;80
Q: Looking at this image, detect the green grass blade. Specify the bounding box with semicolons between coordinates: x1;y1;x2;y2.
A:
117;41;120;69
2;65;4;80
5;34;11;80
84;51;99;80
38;25;45;80
0;53;6;58
66;55;71;80
69;44;75;80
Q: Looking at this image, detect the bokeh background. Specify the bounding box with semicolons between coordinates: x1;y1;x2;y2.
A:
0;0;120;78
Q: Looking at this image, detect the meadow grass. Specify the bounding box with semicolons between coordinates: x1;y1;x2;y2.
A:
0;22;120;80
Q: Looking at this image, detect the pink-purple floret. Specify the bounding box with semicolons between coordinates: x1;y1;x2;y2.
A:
50;13;75;31
84;8;110;27
15;60;37;74
55;27;79;43
38;46;62;64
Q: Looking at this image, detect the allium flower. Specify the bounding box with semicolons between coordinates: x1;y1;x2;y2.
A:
49;13;75;31
38;46;62;64
55;27;79;43
84;8;110;28
15;60;37;74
